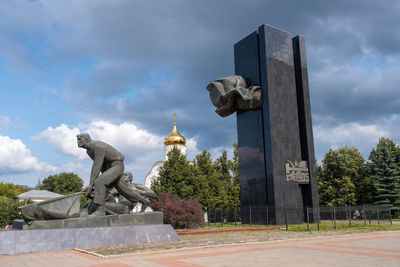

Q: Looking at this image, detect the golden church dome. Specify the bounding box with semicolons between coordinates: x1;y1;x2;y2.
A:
164;114;186;146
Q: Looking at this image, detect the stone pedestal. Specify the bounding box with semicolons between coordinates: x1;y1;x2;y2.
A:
0;224;178;255
1;212;179;255
13;212;163;230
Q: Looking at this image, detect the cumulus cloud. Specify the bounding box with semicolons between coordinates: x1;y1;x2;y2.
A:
310;62;400;126
2;0;400;184
0;135;57;174
0;115;10;126
185;138;200;160
34;120;200;182
85;120;164;157
313;122;390;161
32;124;85;159
34;120;165;161
42;0;398;153
315;123;389;145
58;161;86;173
208;146;235;161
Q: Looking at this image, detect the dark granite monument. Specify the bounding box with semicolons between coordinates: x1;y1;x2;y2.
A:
207;24;319;224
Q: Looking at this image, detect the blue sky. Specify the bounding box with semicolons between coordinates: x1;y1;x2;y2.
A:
1;0;400;187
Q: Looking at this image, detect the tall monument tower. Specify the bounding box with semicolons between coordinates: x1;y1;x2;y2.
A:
234;25;319;224
206;24;319;225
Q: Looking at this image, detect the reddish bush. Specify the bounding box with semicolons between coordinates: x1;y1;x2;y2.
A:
151;192;205;229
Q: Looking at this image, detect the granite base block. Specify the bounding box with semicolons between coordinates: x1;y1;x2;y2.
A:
13;212;163;230
0;224;179;255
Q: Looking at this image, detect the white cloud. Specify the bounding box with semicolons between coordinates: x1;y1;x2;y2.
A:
185;138;200;161
34;120;165;161
314;122;390;157
41;86;59;95
34;120;200;183
86;120;164;153
208;145;234;161
0;115;10;126
33;123;86;159
315;122;389;145
0;135;57;173
58;161;86;173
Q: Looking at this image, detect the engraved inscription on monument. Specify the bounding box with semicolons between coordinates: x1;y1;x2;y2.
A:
285;160;309;182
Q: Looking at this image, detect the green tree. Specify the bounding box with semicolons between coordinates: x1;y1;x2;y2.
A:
0;182;26;198
316;160;323;182
368;137;400;214
152;147;198;201
0;196;21;227
230;142;240;208
215;150;231;207
357;164;376;205
192;150;222;209
152;144;241;210
213;145;241;209
318;146;366;206
39;172;83;195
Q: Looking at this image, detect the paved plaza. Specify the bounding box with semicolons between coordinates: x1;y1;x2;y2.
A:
0;231;399;267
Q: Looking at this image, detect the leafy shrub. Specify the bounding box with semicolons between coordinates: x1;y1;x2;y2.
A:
0;182;26;198
0;196;21;227
39;172;83;195
80;194;90;206
151;192;205;229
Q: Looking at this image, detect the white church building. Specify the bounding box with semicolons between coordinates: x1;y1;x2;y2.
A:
144;115;186;188
131;115;186;213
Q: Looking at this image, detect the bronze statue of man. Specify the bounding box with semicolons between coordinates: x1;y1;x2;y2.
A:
77;133;150;216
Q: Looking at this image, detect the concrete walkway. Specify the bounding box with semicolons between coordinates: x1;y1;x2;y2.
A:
1;231;399;267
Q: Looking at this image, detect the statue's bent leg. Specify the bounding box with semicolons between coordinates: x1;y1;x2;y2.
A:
93;161;124;206
115;180;150;206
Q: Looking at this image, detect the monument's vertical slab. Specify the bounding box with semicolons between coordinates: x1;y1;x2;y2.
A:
234;24;319;224
234;31;268;224
292;35;319;214
259;25;304;224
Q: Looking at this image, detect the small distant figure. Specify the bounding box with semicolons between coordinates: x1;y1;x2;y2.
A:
354;209;360;219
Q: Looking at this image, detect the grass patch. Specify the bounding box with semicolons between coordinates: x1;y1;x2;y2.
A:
200;220;399;232
202;223;270;228
286;221;400;232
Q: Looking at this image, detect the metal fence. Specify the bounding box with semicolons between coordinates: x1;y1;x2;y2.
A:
315;205;393;229
206;205;394;231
